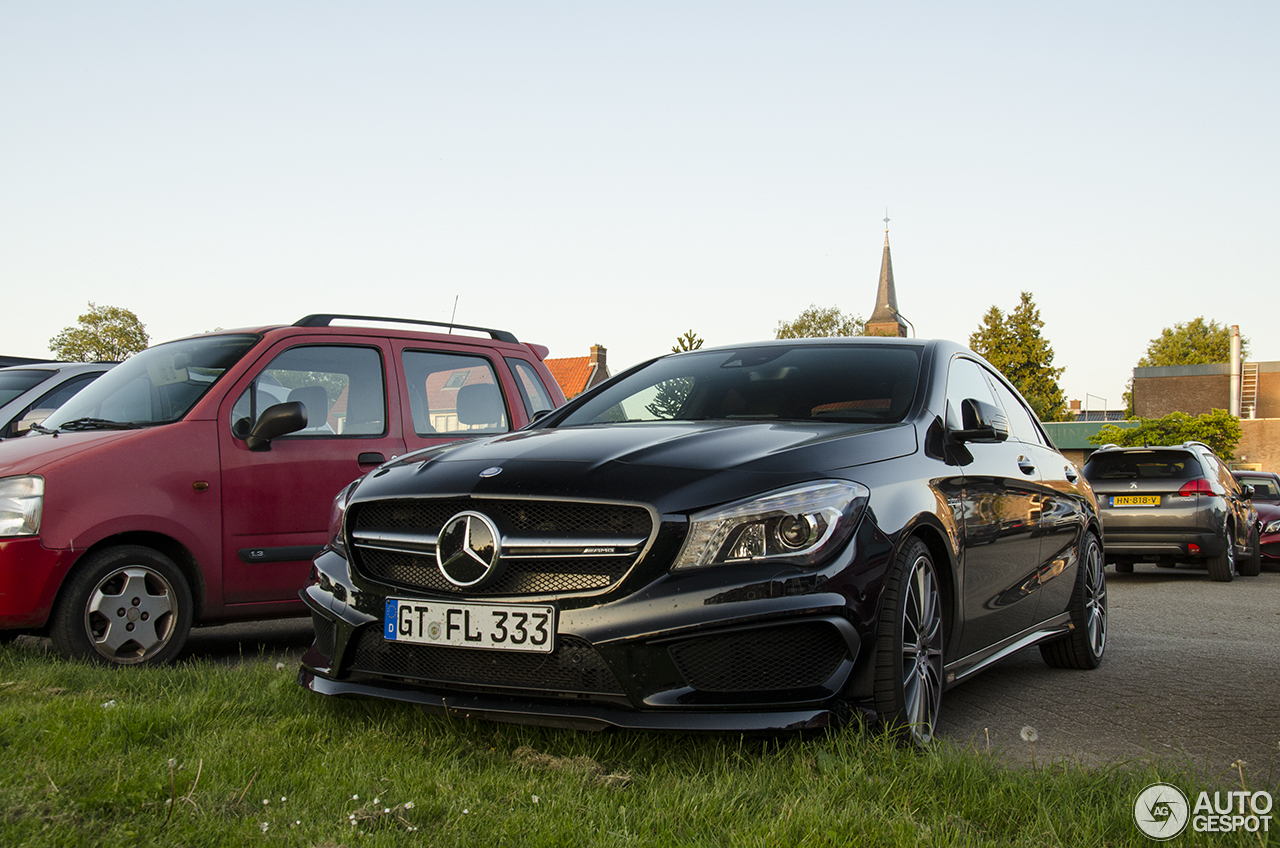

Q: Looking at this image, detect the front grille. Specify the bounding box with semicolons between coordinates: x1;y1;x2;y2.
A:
349;498;653;597
348;627;624;695
668;622;849;693
359;548;631;595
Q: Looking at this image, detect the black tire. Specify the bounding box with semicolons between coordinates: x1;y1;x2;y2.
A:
1207;522;1235;582
1239;525;1262;578
1041;531;1106;670
50;545;193;666
874;537;944;746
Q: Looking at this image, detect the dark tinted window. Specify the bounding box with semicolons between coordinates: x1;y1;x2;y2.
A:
1084;450;1203;481
0;370;53;405
559;345;921;426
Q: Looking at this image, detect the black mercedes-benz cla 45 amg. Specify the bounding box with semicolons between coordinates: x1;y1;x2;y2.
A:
299;338;1106;744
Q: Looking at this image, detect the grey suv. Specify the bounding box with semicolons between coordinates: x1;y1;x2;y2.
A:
1083;442;1260;581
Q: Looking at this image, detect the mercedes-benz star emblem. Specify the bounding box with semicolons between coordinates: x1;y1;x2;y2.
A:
436;511;502;588
479;466;503;478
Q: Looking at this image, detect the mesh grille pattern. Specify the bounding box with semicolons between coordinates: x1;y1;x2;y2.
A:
358;548;628;595
349;628;624;695
353;499;651;536
311;612;336;661
350;498;653;597
668;622;848;693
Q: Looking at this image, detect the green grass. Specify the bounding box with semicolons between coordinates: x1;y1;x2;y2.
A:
0;643;1269;847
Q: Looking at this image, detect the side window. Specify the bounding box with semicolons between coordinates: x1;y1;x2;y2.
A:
505;357;555;418
984;373;1047;446
230;345;386;438
402;351;509;436
945;358;997;431
4;374;101;437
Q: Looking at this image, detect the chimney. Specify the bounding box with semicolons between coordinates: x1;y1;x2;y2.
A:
1070;400;1082;412
1230;325;1241;417
589;345;606;369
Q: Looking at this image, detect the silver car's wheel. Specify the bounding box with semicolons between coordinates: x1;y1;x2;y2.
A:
875;537;944;745
1207;521;1235;582
50;546;193;666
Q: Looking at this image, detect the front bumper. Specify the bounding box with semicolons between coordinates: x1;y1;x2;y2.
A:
299;522;889;730
0;537;75;628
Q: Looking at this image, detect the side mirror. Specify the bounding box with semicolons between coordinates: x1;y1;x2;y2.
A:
245;401;307;451
1242;484;1255;500
951;398;1010;444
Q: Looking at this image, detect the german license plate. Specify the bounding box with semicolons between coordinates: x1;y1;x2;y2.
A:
1111;495;1160;507
383;598;555;653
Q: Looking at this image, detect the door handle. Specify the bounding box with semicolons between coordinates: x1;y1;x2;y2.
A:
1017;456;1036;475
358;452;386;466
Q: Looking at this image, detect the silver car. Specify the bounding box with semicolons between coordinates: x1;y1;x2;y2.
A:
1083;441;1260;581
0;362;115;439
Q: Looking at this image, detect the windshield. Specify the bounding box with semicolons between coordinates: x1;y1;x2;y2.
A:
0;370;54;405
557;344;922;427
41;334;259;430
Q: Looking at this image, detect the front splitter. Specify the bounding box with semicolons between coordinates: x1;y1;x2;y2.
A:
298;668;840;733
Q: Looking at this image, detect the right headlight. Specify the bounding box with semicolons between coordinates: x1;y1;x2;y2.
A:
1264;519;1280;535
0;475;44;538
671;480;869;572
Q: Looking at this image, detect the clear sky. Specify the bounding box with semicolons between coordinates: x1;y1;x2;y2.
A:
3;2;1277;412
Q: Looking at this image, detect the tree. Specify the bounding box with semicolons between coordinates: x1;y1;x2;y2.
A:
1122;317;1247;414
968;292;1070;422
671;330;705;353
1089;409;1242;460
49;302;149;361
1137;317;1245;367
775;304;865;339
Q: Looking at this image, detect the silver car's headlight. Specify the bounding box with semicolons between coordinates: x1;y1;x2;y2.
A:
671;480;869;571
0;476;44;538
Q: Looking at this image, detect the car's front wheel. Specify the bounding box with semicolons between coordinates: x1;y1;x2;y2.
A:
874;537;944;746
1041;531;1106;670
50;545;193;666
1239;525;1262;577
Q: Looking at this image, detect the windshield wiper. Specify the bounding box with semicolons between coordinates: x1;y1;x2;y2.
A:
57;417;142;431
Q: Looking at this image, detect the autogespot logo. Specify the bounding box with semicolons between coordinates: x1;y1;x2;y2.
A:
1134;783;1275;839
1134;783;1189;840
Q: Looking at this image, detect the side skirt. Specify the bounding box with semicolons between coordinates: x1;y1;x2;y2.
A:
942;612;1073;687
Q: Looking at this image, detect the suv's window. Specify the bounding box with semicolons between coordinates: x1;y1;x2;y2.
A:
402;351;509;436
231;345;386;437
1084;450;1203;480
44;335;258;429
0;370;53;405
945;358;997;431
558;345;921;426
506;357;555;418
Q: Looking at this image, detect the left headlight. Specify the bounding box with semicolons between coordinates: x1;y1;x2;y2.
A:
0;475;44;538
327;480;360;557
671;480;869;572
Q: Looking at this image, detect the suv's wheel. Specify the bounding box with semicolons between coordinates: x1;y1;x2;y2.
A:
1239;525;1262;578
1041;531;1106;669
1207;522;1236;582
874;537;944;746
50;546;193;666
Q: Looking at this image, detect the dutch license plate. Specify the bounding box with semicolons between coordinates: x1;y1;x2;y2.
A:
384;598;555;653
1111;495;1160;507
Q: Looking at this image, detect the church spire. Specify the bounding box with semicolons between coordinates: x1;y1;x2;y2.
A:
865;215;907;337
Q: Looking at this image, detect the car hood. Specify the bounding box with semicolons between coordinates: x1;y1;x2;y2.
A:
355;420;917;510
0;429;141;476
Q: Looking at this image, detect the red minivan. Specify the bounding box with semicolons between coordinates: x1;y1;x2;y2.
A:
0;315;564;665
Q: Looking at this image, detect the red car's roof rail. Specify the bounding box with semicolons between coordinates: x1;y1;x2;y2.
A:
293;314;520;344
